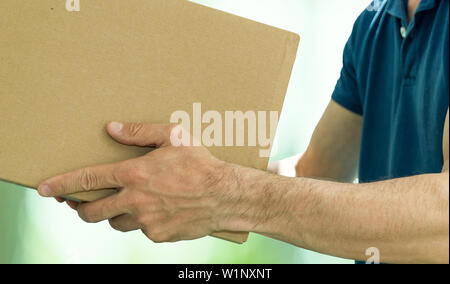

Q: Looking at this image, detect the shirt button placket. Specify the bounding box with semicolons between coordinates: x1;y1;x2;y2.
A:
400;26;407;39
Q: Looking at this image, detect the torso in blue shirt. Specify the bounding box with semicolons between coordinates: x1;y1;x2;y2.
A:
332;0;449;183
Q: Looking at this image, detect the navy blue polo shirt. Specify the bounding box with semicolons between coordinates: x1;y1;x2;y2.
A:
332;0;449;183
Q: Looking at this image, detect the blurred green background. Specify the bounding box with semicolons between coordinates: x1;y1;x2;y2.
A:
0;0;369;264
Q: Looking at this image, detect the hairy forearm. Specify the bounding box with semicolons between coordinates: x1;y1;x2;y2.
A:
296;151;357;182
218;165;449;264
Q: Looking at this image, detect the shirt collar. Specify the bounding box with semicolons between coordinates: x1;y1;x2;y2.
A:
386;0;439;21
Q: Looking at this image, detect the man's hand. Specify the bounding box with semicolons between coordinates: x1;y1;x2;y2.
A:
267;154;303;177
38;122;230;243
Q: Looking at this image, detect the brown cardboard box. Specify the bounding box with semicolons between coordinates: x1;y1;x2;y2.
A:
0;0;299;244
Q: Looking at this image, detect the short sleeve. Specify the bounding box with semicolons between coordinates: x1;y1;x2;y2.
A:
331;31;363;115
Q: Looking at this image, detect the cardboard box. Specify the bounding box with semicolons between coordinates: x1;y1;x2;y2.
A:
0;0;299;244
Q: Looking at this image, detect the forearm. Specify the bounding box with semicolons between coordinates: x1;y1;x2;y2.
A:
295;101;362;183
296;150;357;182
218;165;449;264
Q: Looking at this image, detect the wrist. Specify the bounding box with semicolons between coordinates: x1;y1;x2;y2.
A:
214;162;295;235
212;162;242;231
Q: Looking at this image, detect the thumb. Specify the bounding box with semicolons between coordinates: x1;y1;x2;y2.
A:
107;122;175;147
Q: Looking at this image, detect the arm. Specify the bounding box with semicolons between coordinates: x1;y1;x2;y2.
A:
443;110;449;172
38;111;448;264
296;100;362;182
268;100;361;181
220;109;449;264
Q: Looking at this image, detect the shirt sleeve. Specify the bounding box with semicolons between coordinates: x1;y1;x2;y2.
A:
331;30;363;115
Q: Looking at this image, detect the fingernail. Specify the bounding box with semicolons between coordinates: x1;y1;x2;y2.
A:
38;184;51;197
109;122;123;134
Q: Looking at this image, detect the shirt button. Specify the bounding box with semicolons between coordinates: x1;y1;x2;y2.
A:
400;26;407;38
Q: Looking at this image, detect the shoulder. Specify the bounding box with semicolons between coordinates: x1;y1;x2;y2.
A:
357;1;388;26
349;1;389;46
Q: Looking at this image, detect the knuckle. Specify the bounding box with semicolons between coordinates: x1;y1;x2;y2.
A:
123;165;149;185
79;168;98;191
111;167;123;186
128;123;145;138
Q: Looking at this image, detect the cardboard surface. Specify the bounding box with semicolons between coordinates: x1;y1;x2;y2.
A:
0;0;299;244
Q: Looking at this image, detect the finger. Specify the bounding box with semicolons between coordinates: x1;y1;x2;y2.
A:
76;194;128;224
107;122;177;148
109;214;141;232
66;200;80;210
38;162;124;197
266;161;280;174
55;197;65;203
